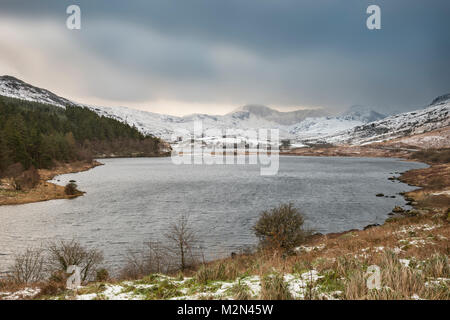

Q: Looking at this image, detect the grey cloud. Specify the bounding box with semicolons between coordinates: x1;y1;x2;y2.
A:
0;0;449;114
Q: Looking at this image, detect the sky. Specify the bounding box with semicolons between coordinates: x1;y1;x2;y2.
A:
0;0;449;116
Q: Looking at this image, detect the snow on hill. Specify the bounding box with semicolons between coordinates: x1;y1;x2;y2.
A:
0;76;74;108
1;75;448;148
233;104;328;125
341;105;386;123
304;97;450;146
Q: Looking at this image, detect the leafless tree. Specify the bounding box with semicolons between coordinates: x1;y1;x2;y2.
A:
46;240;103;283
120;241;173;279
9;247;46;284
165;214;197;271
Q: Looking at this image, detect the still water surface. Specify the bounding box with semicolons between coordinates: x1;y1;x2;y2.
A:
0;156;426;272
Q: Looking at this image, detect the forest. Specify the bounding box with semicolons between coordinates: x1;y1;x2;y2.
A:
0;95;165;178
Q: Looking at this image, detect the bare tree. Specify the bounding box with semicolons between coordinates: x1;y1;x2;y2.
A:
9;248;46;284
165;214;197;271
120;241;173;279
46;240;103;283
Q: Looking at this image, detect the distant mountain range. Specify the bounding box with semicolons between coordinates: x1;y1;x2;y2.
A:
1;75;449;148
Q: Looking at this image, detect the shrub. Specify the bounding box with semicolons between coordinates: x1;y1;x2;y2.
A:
9;248;46;285
64;182;79;195
12;166;40;191
119;242;174;280
46;240;104;283
96;268;109;282
38;281;67;297
253;203;310;251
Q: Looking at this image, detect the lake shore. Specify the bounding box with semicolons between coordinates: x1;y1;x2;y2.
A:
0;149;448;300
0;160;103;206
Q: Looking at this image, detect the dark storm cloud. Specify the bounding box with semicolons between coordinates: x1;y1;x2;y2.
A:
1;0;449;114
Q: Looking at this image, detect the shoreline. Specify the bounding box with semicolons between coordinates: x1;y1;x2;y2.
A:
0;153;172;207
0;160;103;206
0;149;448;300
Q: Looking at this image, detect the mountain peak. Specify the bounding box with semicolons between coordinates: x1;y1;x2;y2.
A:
341;105;386;123
430;93;450;106
0;75;74;108
230;104;328;125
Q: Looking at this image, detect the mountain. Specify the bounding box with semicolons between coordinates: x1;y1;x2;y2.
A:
232;104;328;125
0;76;75;108
1;76;448;148
87;104;330;141
304;96;450;146
287;105;386;141
341;105;386;123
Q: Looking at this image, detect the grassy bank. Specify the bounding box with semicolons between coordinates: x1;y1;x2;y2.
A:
0;160;102;206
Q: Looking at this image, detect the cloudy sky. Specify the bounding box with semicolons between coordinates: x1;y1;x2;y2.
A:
0;0;449;116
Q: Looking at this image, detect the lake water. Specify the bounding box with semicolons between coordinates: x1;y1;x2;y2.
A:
0;156;426;273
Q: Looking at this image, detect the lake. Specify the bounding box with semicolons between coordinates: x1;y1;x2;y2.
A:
0;156;426;273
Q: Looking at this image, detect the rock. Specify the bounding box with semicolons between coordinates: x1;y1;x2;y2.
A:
390;196;396;198
364;223;380;230
376;193;384;197
388;177;396;181
407;209;429;217
392;206;405;213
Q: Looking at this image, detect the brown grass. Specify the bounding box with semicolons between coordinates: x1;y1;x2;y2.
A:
0;160;101;206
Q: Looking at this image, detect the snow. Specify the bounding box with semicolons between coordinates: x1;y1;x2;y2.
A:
1;75;449;149
307;101;450;146
0;287;41;300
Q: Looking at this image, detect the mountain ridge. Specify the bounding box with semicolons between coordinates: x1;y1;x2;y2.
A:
1;75;448;147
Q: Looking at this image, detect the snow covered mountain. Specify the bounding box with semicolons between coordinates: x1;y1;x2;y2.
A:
0;76;75;108
304;96;450;146
233;104;328;125
341;105;386;123
1;75;448;148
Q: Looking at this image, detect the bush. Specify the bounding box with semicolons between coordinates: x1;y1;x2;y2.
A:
96;268;109;282
119;242;174;280
253;203;310;251
46;240;104;283
9;248;46;285
64;182;79;195
13;166;40;190
38;281;67;297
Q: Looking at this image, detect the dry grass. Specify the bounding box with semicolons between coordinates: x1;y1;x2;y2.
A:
260;273;293;300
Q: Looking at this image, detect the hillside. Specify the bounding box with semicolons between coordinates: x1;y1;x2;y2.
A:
302;97;449;146
1;76;449;149
0;95;165;177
